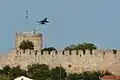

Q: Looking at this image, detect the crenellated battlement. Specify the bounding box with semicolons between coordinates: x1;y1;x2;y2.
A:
10;49;120;74
16;32;42;36
1;31;120;75
16;49;120;57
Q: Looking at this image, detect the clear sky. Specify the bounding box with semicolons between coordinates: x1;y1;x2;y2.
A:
0;0;120;53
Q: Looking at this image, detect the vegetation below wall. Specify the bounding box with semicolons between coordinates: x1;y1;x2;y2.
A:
0;64;113;80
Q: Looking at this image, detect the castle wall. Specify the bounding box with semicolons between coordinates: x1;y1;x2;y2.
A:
3;49;119;75
1;31;120;75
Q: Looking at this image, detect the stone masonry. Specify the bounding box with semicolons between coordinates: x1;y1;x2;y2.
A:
15;32;42;51
0;32;120;75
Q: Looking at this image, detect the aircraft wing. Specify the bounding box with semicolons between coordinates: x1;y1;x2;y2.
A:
37;21;42;23
44;17;47;21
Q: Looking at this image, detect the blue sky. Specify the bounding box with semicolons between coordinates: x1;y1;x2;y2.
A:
0;0;120;53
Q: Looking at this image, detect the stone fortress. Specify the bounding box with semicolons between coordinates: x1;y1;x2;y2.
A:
0;31;120;75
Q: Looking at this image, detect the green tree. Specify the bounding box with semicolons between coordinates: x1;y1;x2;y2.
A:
10;66;27;80
65;44;77;50
82;71;113;80
101;70;113;76
64;42;97;55
64;44;86;54
2;65;11;75
42;47;56;51
64;45;77;54
42;47;56;54
27;63;50;80
68;73;84;80
113;49;117;54
83;42;97;54
0;67;9;80
1;65;27;80
82;71;93;80
19;40;34;51
77;44;87;55
51;66;67;80
0;75;8;80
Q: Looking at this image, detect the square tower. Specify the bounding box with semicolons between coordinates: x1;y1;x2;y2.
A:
15;32;43;51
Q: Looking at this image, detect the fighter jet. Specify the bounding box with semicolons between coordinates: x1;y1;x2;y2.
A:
37;17;50;25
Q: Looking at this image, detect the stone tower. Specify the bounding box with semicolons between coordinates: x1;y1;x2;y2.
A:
15;32;43;51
